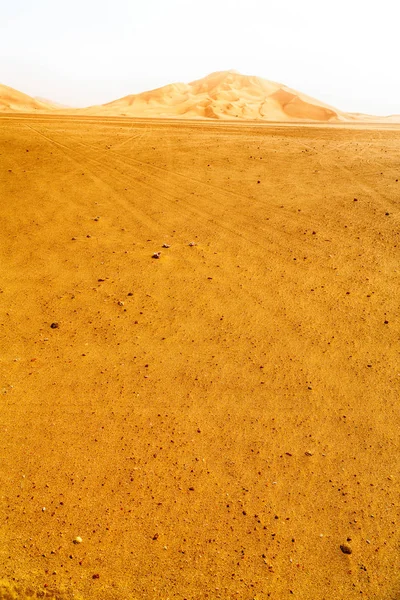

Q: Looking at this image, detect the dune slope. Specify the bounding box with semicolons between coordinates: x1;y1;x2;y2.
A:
0;84;57;113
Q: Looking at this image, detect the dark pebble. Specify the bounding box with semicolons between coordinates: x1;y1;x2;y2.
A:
340;544;352;555
50;322;59;329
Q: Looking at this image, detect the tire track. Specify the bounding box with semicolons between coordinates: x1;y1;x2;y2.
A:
26;122;314;260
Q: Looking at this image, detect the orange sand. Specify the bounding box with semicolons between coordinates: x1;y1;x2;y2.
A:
0;115;399;600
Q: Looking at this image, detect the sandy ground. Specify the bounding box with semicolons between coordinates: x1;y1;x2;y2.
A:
0;116;399;600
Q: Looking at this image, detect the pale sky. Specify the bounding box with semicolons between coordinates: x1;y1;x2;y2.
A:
1;0;399;115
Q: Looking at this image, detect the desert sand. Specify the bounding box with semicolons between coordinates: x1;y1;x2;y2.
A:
0;113;399;600
2;72;399;123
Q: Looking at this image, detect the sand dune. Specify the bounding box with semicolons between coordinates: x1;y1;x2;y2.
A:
80;70;346;122
1;72;399;122
0;84;57;112
62;70;400;122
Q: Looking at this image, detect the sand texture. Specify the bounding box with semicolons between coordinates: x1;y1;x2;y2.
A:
2;72;399;122
0;115;399;599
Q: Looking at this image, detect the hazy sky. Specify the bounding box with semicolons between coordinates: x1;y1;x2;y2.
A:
1;0;399;115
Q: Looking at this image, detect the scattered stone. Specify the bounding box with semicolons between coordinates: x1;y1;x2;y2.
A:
71;237;77;241
50;322;59;329
153;533;159;540
188;242;196;247
162;244;170;248
385;212;390;216
42;507;46;512
305;451;313;456
340;544;352;555
73;536;83;544
86;234;91;238
117;301;124;306
94;217;100;221
152;252;161;259
92;574;100;579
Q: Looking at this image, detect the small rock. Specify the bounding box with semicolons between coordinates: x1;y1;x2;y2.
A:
117;301;124;306
162;244;170;248
42;507;46;512
305;451;313;456
152;533;159;540
152;252;161;259
340;544;352;555
73;536;83;544
92;574;100;579
50;322;59;329
188;242;196;247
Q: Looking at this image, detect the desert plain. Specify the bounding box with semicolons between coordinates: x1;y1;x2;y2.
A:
0;112;399;600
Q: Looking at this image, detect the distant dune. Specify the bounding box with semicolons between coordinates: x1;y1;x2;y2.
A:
78;71;347;122
76;71;399;122
1;71;399;122
0;84;57;112
35;96;71;109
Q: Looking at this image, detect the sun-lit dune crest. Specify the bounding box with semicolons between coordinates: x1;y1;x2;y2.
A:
0;84;57;112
